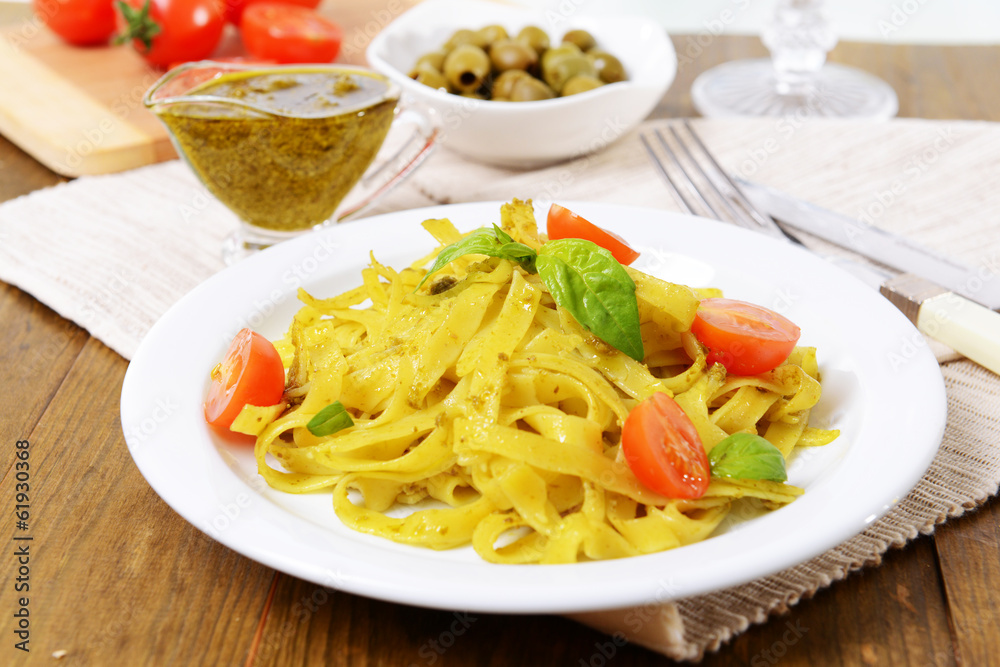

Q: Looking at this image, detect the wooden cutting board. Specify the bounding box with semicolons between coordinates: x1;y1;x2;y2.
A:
0;23;179;177
0;1;408;178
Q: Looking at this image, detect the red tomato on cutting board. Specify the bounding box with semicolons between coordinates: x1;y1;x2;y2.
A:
221;0;321;26
34;0;117;46
240;3;343;64
116;0;226;68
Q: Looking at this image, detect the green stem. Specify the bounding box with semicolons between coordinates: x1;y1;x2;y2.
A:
114;0;161;53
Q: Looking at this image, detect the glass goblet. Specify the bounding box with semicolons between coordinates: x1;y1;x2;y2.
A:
691;0;898;119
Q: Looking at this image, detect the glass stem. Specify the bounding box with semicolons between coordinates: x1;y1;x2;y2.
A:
762;0;837;97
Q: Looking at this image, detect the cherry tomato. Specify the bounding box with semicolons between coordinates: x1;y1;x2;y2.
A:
205;328;285;431
241;4;342;64
621;392;709;499
116;0;225;68
691;298;801;376
221;0;320;26
546;204;640;266
34;0;117;45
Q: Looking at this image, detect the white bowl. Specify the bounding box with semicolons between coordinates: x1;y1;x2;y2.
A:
366;0;676;169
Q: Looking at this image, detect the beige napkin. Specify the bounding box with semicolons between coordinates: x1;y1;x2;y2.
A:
1;118;998;661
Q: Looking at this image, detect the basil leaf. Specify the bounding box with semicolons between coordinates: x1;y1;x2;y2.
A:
492;224;515;244
708;433;787;482
307;401;354;437
497;241;538;273
536;238;644;361
415;226;537;290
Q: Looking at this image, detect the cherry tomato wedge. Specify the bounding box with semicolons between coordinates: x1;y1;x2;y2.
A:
241;4;342;64
205;328;285;431
222;0;320;25
621;392;709;499
546;204;640;266
691;298;801;376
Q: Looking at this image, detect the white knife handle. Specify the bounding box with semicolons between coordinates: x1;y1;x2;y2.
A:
917;293;1000;375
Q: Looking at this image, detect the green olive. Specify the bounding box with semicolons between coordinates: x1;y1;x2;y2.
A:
476;24;509;46
489;39;537;73
561;28;597;52
408;59;440;80
412;68;449;91
541;49;596;94
413;50;447;73
515;25;550;56
491;69;532;99
410;24;626;103
407;65;429;79
540;43;582;70
586;49;627;83
443;44;491;93
560;74;604;96
444;28;488;50
509;75;556;102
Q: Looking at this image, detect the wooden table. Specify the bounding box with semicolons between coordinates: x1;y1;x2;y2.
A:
2;5;999;664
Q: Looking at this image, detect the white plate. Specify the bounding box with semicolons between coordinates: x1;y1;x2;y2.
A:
120;201;946;614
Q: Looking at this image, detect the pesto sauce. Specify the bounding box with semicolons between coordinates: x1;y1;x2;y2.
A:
158;70;397;232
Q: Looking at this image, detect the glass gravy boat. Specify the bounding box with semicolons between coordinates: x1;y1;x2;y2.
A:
145;61;438;264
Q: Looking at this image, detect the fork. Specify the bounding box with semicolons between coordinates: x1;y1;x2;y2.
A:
639;120;802;245
638;120;892;288
638;120;1000;375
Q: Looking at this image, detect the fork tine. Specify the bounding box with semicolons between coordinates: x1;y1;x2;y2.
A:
639;131;706;216
641;124;753;228
642;120;803;245
653;128;724;219
666;124;749;226
679;120;788;237
639;132;696;215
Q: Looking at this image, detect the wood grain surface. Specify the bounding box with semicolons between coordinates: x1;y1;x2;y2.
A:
1;4;998;664
0;26;169;177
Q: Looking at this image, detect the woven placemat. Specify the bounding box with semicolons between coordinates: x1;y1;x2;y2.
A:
1;117;997;661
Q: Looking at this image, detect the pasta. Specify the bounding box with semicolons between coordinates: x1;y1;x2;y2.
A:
251;200;839;564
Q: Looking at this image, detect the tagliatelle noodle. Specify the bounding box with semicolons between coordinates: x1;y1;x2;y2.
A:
253;200;839;564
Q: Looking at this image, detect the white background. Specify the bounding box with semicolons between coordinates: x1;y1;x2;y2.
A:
5;0;998;44
519;0;1000;45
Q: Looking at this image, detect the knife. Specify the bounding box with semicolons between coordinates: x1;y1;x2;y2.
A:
738;179;1000;309
738;179;1000;375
